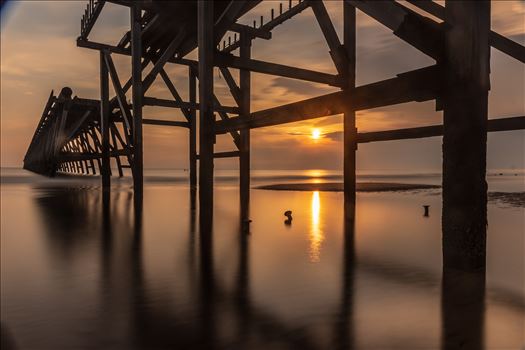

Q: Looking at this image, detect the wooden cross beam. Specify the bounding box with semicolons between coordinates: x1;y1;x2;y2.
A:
215;52;343;86
143;119;190;127
142;96;240;114
407;0;525;63
78;39;343;87
219;67;242;106
346;0;443;60
103;52;133;144
358;116;525;143
142;30;186;92
215;65;441;133
310;1;347;76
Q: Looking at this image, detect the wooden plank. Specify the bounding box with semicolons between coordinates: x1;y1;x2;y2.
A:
215;65;440;133
357;116;525;143
143;119;190;127
215;52;343;87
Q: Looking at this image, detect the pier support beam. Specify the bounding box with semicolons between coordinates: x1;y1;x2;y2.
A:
189;67;198;209
100;51;111;189
131;2;143;201
198;0;215;233
442;1;490;271
239;33;251;224
343;3;357;224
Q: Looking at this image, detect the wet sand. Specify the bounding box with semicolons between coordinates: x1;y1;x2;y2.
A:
256;182;525;208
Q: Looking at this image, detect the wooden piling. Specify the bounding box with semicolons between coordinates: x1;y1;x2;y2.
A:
239;33;251;223
131;2;144;200
189;67;197;197
442;1;491;271
198;0;215;233
100;50;111;189
343;3;357;224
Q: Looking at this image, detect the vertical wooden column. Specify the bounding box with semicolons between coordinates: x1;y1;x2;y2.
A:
100;50;111;189
198;0;215;233
131;2;143;199
189;67;198;200
343;3;357;224
442;1;490;271
239;33;251;224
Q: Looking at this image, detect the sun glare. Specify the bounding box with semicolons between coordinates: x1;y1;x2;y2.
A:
311;129;321;140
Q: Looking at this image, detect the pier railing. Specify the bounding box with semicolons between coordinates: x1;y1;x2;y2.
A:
80;0;105;40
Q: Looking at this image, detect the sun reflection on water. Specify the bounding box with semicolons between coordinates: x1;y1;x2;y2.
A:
309;191;324;263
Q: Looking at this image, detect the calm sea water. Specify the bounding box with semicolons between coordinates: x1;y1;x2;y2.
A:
1;168;524;349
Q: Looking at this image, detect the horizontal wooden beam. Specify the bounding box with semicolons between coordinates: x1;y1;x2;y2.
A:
143;119;190;128
143;96;239;114
79;39;348;89
357;116;525;143
215;52;343;87
196;150;241;159
215;65;441;133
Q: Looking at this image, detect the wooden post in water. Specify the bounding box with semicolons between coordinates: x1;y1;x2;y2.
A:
442;1;491;271
131;2;143;200
343;3;357;224
239;32;251;224
189;67;198;198
198;0;215;233
100;51;111;189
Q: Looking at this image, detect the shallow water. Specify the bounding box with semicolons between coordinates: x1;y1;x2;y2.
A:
1;169;524;349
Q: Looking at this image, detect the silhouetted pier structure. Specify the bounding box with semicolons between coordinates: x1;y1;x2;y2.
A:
24;1;525;270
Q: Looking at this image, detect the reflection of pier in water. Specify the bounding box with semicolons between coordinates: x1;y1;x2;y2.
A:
30;188;509;349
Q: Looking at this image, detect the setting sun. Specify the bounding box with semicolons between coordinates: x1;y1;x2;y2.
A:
311;128;321;140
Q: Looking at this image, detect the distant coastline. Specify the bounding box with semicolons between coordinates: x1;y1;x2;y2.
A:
255;182;440;192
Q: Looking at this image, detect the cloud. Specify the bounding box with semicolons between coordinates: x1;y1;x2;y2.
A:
1;1;523;171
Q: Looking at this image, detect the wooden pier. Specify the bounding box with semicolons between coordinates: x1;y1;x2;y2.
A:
24;0;525;270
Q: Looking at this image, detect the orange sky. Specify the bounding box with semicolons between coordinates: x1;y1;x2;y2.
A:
1;1;524;171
